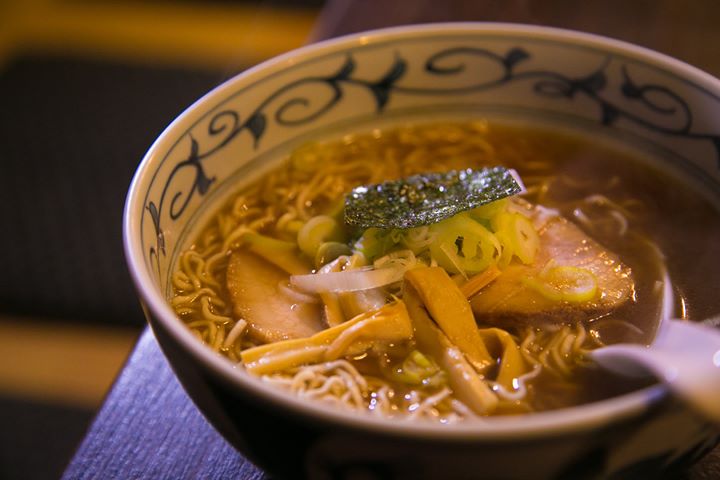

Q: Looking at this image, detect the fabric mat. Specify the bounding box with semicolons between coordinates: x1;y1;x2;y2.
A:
0;56;232;326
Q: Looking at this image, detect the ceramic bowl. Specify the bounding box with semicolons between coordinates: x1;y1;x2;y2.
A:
124;23;720;479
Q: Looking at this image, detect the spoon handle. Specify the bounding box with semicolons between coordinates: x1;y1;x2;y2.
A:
591;319;720;423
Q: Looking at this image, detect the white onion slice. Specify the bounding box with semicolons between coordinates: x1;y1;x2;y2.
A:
290;266;404;293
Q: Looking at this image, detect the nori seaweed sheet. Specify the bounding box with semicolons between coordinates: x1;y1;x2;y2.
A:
344;167;522;229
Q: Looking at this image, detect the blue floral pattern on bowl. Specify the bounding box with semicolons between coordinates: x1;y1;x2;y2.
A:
127;25;720;479
141;34;720;286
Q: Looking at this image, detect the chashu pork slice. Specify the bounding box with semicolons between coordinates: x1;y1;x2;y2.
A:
227;250;324;343
470;202;634;326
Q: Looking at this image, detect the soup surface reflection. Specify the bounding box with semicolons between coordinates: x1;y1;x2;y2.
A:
171;122;720;421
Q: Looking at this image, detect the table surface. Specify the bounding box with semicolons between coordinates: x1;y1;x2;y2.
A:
62;329;268;480
65;1;720;478
63;328;720;479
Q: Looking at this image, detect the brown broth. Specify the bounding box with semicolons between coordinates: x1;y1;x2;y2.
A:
173;121;720;416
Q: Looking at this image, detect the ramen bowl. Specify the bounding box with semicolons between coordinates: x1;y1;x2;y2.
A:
124;23;720;479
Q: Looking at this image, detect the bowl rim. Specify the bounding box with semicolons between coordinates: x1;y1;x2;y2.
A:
123;21;720;440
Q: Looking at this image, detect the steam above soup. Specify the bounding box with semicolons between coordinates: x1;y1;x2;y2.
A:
171;121;720;422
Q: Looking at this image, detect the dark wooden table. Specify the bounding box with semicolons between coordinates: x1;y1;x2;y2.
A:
64;2;720;478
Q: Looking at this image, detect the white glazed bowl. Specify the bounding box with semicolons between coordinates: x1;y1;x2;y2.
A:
124;23;720;479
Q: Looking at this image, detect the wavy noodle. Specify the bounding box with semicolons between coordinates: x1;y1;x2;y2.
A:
407;388;454;420
261;360;369;411
491;365;542;401
262;360;472;422
519;323;596;378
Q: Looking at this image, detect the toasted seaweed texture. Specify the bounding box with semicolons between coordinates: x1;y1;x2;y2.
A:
344;167;522;229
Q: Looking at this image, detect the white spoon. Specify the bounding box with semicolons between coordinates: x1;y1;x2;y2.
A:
590;317;720;423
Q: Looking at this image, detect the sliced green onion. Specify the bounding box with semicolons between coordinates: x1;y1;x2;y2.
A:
297;215;345;258
390;350;441;386
524;266;598;303
314;241;353;269
429;213;501;275
511;214;539;264
492;211;539;267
